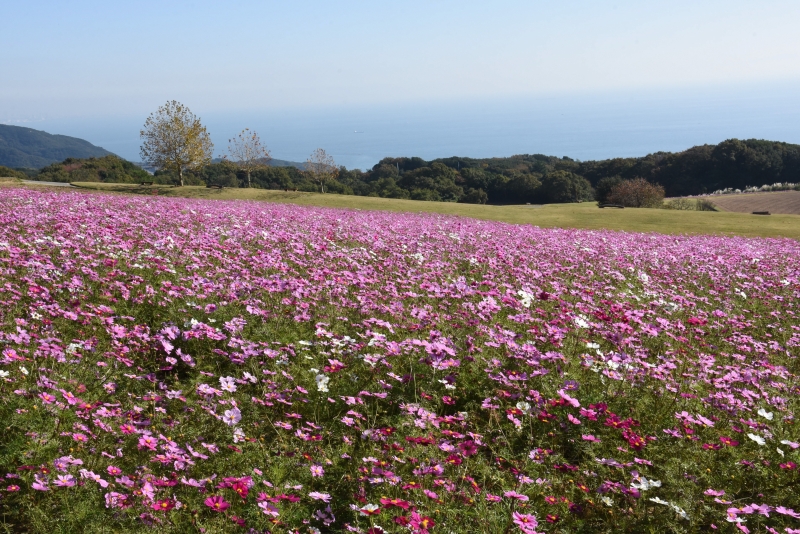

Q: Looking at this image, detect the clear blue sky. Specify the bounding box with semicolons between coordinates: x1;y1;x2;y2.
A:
3;1;800;167
3;0;799;121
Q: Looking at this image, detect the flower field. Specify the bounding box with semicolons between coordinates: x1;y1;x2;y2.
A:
1;187;799;534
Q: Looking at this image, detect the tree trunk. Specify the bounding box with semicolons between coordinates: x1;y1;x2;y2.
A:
179;168;184;187
247;171;251;188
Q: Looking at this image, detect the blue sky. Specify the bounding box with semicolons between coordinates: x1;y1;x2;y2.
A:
4;0;800;120
3;1;800;166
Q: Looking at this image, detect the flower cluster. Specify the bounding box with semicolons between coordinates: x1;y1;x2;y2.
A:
0;187;799;533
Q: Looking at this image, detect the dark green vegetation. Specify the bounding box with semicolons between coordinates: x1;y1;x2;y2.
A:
195;138;800;204
12;130;800;205
36;156;152;183
0;124;113;168
0;166;28;179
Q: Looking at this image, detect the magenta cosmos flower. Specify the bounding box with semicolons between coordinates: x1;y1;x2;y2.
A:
204;495;230;512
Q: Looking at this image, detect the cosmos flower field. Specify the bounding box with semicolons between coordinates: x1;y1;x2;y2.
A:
1;188;799;534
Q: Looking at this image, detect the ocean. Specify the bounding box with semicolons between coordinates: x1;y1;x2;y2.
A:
16;82;800;170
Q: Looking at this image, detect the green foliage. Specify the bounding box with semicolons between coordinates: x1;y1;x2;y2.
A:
459;187;489;204
35;156;152;183
594;176;624;203
663;198;717;211
540;171;594;203
0;166;27;179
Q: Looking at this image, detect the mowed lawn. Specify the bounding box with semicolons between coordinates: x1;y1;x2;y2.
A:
54;181;800;239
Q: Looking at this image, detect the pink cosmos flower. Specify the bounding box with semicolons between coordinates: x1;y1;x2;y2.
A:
152;499;175;512
53;475;76;487
204;495;230;512
513;511;539;533
107;466;122;476
310;464;324;477
409;511;435;533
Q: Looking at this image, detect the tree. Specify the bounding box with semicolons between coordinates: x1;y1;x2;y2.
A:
140;100;213;187
607;178;665;208
540;171;593;203
305;148;338;193
594;175;624;203
225;128;271;188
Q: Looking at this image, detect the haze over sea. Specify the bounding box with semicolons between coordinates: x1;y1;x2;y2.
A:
7;81;800;171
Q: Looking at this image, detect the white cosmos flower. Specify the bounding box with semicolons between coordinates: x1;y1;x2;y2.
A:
574;315;590;329
747;433;766;446
757;408;773;420
222;407;242;426
315;374;330;393
517;290;534;308
219;376;237;393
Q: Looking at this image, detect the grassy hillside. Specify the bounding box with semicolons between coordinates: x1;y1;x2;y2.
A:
71;182;800;239
0;124;114;168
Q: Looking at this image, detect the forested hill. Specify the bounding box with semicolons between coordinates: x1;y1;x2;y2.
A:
420;138;800;199
0;124;114;168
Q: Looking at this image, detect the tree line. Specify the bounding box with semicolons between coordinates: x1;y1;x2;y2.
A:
21;101;800;206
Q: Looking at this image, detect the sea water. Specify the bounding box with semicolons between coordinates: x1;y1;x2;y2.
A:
17;81;800;171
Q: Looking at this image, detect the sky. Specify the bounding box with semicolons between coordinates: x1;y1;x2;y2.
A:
3;0;800;165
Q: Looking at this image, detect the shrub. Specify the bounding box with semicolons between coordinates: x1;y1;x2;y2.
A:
607;178;665;208
663;198;718;211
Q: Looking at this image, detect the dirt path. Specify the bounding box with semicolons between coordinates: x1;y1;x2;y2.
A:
22;180;75;188
707;190;800;215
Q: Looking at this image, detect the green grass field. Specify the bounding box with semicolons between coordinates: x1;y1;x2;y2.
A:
57;182;800;239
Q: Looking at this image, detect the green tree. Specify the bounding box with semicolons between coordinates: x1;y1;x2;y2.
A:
595;175;624;203
459;187;489;204
540;171;593;203
225;128;271;188
139;100;213;187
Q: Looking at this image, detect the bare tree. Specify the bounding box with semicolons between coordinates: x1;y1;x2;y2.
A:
225;128;271;188
139;101;213;187
305;148;338;193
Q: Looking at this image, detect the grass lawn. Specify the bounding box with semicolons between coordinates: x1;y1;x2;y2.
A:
68;182;800;239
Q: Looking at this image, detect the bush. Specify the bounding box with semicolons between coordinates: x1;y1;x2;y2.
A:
662;198;718;211
607;178;665;208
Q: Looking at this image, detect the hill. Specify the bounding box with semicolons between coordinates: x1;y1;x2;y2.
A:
0;124;114;168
